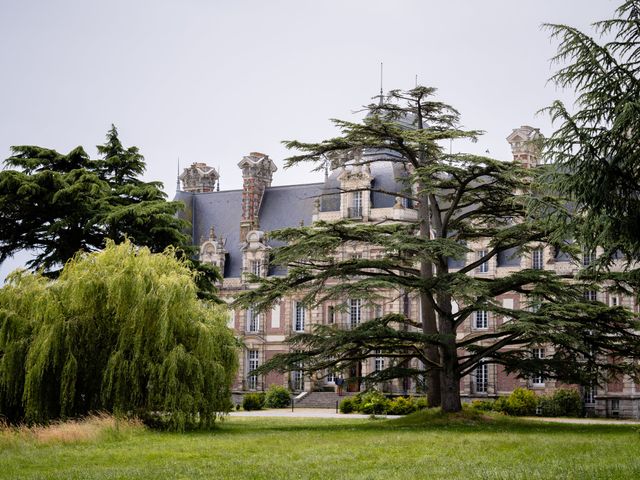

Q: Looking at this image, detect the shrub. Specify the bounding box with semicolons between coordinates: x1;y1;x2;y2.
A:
339;397;357;414
539;388;583;417
502;388;538;416
387;396;418;415
493;396;508;413
414;397;429;411
470;400;495;412
242;393;265;411
359;391;391;415
264;385;291;408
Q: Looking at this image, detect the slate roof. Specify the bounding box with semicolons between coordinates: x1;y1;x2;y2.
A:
175;160;526;277
176;183;323;278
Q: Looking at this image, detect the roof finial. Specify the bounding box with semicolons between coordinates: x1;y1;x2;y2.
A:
176;157;181;191
379;62;384;106
415;74;418;88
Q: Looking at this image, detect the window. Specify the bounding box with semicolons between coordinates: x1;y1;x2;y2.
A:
351;191;362;218
584;290;597;302
532;248;544;270
474;310;489;329
294;301;305;332
530;295;541;313
326;369;336;383
477;250;489;273
582;249;597;267
475;363;488;393
611;398;620;417
532;348;545;386
251;260;262;277
610;296;619;307
374;304;383;319
374;350;385;372
247;350;259;390
327;305;335;324
349;299;362;328
247;307;260;332
291;368;304;391
584;385;596;405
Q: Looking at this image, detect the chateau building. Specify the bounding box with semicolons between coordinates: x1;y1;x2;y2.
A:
175;129;640;418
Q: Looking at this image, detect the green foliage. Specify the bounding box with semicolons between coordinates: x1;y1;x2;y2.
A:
539;389;583;417
0;241;238;430
387;396;420;415
470;399;496;412
339;393;427;415
264;385;291;408
542;1;640;259
338;397;357;414
358;390;390;415
0;125;191;274
242;393;266;411
500;388;539;416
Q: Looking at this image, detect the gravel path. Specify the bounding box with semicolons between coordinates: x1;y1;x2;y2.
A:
229;408;640;424
228;408;400;419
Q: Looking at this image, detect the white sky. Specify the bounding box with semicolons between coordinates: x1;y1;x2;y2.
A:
0;0;618;279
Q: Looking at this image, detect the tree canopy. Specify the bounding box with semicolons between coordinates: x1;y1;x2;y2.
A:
0;126;190;273
0;240;238;430
235;87;640;412
542;0;640;259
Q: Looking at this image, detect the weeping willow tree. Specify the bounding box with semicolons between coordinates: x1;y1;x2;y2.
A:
0;240;238;430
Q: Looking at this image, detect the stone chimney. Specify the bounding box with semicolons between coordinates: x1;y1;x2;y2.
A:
238;152;277;241
179;163;219;192
506;126;543;168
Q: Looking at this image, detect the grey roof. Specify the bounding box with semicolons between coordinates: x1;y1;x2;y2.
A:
321;160;410;212
176;183;323;278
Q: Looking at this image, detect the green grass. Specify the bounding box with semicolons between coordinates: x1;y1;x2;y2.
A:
1;411;639;479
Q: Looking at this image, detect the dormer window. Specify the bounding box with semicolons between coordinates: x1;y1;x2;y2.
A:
477;250;489;273
251;260;262;277
532;248;544;270
349;191;362;218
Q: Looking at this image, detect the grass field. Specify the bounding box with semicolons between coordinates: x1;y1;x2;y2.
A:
1;410;639;479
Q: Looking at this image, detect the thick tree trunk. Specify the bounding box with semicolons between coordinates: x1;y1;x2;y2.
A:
438;308;462;412
417;187;441;407
420;290;441;407
434;262;462;412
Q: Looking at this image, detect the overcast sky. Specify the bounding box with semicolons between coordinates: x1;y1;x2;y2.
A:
0;0;617;279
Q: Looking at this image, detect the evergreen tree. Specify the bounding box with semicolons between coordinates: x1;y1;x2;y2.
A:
542;0;640;259
0;126;190;273
0;240;238;430
235;87;640;412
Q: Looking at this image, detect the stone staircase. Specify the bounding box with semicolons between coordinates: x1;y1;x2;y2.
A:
294;391;355;409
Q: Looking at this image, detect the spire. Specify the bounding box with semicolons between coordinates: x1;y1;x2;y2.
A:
176;158;181;191
378;62;384;106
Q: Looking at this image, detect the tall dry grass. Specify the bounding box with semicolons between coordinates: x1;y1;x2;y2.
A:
0;413;144;447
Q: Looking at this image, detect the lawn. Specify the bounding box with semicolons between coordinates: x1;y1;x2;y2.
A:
1;411;639;479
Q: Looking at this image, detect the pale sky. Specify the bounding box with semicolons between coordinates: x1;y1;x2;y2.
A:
0;0;617;279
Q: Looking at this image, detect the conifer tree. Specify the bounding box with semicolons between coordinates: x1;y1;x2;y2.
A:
543;0;640;259
235;87;640;412
0;126;190;273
